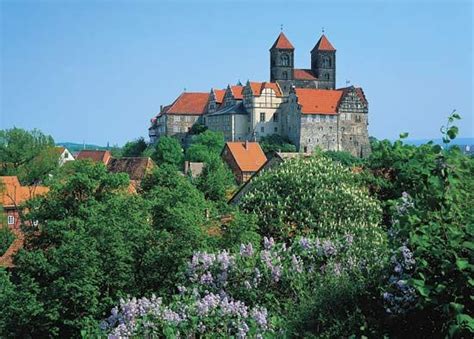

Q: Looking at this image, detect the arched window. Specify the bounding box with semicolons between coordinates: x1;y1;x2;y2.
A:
280;54;290;66
282;71;288;80
322;56;332;68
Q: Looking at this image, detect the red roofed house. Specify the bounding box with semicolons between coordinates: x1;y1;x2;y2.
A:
1;176;49;267
221;141;267;184
55;146;75;166
149;92;210;143
148;31;370;157
76;150;112;164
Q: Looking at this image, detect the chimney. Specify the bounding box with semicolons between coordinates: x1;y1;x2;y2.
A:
245;140;249;149
160;105;163;112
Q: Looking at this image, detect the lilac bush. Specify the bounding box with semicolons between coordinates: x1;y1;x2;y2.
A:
100;231;387;337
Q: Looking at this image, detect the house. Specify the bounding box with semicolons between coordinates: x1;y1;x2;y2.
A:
55;146;75;166
106;157;155;191
0;176;49;267
229;152;312;205
76;150;112;164
221;141;267;184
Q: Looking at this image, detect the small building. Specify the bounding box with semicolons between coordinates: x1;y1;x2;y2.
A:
221;141;267;184
184;161;205;178
106;157;155;191
1;176;49;267
76;150;112;165
55;146;75;166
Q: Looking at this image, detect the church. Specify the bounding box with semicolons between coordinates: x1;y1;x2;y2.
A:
148;32;371;157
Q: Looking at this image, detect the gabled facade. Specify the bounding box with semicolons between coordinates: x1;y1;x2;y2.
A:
221;141;267;184
55;147;75;166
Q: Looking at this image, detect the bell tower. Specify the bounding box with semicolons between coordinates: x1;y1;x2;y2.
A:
311;34;336;89
270;32;294;82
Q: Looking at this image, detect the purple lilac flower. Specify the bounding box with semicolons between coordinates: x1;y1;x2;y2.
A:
299;237;311;250
291;254;303;273
240;243;254;257
237;321;249;338
177;285;187;294
322;240;336;256
263;236;275;249
217;250;233;270
196;293;220;315
200;271;214;285
271;264;282;282
251;307;268;329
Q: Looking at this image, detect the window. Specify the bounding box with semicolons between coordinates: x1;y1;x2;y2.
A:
64;152;69;159
274;127;278;133
273;113;279;122
7;215;14;225
260;126;264;133
260;112;265;122
282;71;288;80
324;73;330;80
280;53;289;66
304;146;308;153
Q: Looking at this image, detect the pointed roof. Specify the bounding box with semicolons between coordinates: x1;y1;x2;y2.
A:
311;34;336;52
270;32;294;50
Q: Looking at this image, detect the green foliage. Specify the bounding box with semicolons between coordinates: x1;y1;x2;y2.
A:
259;134;296;154
240;155;383;244
0;161;154;337
140;165;213;293
219;211;261;251
0;226;15;255
0;128;58;184
195;155;235;203
186;130;225;163
364;112;474;336
121;137;150;157
188;123;208;135
324;150;362;167
152;136;184;168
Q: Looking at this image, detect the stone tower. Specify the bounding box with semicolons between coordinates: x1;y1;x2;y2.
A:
270;32;295;82
311;34;336;89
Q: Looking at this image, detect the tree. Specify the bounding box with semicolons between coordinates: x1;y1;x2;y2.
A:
0;161;154;337
152;136;184;168
121;137;149;157
186;130;225;163
259;134;296;155
0;128;58;185
195;154;235;203
240;155;382;242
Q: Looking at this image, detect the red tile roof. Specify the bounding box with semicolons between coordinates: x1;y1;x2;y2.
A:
76;150;112;164
230;86;244;100
214;89;226;103
312;34;336;52
167;92;210;115
224;142;267;172
295;88;343;115
270;32;295;50
248;82;283;97
294;69;317;80
1;176;49;208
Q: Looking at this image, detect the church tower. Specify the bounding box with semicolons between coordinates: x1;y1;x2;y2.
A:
311;34;336;89
270;32;294;82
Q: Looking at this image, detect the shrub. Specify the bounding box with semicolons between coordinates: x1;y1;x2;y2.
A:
0;226;15;255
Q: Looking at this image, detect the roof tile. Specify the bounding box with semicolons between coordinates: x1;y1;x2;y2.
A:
295;88;343;114
270;32;295;50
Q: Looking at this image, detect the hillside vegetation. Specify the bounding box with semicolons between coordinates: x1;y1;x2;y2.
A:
0;112;472;337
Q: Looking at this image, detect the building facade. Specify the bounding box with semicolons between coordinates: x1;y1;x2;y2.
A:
148;32;370;157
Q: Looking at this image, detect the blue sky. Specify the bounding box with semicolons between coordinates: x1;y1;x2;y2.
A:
1;0;472;146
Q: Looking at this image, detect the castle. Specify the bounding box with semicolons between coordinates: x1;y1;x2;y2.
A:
148;32;370;157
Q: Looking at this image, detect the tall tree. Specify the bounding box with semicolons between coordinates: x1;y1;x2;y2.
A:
0;128;58;184
152;136;184;168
